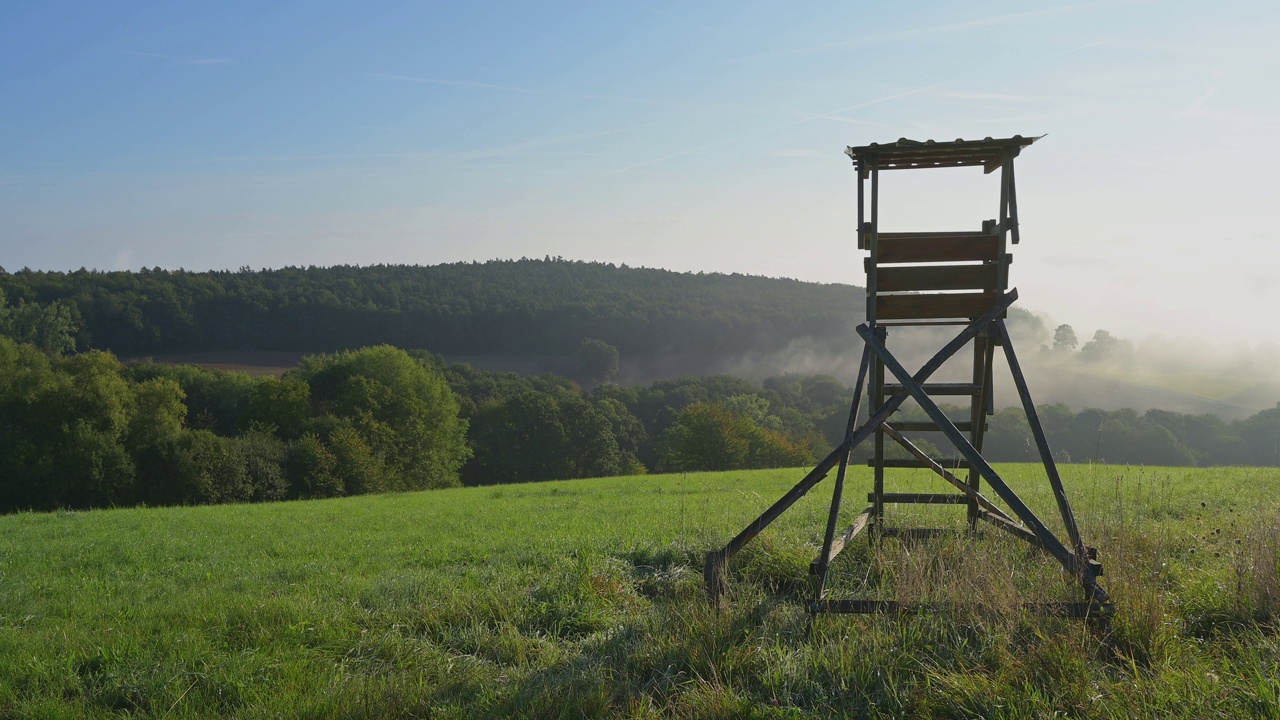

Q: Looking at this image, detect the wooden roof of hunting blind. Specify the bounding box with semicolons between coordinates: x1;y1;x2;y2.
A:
845;135;1040;174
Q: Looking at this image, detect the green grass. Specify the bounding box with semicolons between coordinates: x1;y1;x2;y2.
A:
1;465;1279;718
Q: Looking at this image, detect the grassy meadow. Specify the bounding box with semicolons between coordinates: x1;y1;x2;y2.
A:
1;464;1279;718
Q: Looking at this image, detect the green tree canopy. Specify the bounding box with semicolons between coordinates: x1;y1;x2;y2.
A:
291;346;470;490
656;402;812;473
575;338;619;384
1052;324;1078;352
0;296;78;355
462;391;623;485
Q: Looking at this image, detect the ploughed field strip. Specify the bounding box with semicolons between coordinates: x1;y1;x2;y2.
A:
705;136;1110;617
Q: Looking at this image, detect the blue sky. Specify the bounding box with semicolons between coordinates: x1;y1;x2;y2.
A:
2;1;1278;344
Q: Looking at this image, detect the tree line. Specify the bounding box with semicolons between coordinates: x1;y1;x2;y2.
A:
0;339;471;513
0;259;865;357
3;330;1278;514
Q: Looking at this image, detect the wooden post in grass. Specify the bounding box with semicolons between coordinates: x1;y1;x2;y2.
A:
705;135;1112;617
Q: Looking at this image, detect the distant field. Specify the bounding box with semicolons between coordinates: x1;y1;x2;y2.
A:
130;350;1280;420
2;465;1278;718
128;351;307;378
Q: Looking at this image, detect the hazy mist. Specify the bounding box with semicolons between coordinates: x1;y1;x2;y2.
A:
575;312;1280;420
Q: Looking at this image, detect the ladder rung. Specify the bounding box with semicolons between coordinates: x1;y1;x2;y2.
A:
871;492;971;505
882;383;982;396
867;458;971;469
889;420;975;432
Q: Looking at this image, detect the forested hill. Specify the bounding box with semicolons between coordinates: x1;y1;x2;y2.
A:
0;259;865;357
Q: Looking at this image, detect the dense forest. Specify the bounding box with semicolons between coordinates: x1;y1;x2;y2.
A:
2;331;1277;514
2;259;1277;514
0;259;868;357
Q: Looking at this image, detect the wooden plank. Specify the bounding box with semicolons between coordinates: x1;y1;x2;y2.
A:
856;170;865;249
712;293;1018;569
878;236;1000;264
878;320;971;327
978;512;1105;577
866;152;1008;169
878;230;991;240
967;334;994;528
871;492;970;504
858;325;1080;577
996;321;1086;556
867;458;970;469
876;265;998;293
815;346;871;597
872;354;885;525
882;382;981;396
879;424;1020;525
810;507;873;576
876;292;998;321
1008;155;1021;244
977;509;1040;546
719;444;844;561
826;508;873;564
846;136;1037;159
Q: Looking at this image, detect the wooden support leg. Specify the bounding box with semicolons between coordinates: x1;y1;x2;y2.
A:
995;321;1107;604
815;345;872;598
703;293;1020;599
858;324;1078;575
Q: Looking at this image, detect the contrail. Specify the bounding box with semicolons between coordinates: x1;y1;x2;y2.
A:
364;73;679;107
1036;39;1111;61
733;3;1100;61
633;3;749;41
515;86;937;202
122;50;232;65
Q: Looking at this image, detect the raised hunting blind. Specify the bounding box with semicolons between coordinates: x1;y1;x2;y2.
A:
704;136;1111;617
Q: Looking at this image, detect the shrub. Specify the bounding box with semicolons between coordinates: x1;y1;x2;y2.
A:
656;402;813;473
462;391;624;485
292;346;470;489
286;433;342;499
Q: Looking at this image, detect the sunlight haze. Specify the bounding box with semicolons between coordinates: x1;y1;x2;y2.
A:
3;1;1278;345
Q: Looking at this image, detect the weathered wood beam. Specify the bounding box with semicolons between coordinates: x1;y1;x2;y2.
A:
879;423;1018;525
810;507;874;577
858;322;1079;576
995;320;1084;553
705;292;1020;599
815;345;872;596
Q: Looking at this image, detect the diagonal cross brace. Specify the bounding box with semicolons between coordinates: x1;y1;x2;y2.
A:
880;423;1019;526
711;291;1021;564
857;323;1085;579
995;320;1085;555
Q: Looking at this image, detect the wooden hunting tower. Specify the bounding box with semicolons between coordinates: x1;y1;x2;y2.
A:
704;136;1110;617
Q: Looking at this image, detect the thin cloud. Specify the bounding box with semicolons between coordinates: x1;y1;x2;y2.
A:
458;125;653;159
768;149;825;158
1180;85;1221;119
515;86;935;202
736;3;1099;61
938;91;1058;104
800;86;939;124
921;99;1024;112
1036;39;1112;61
122;50;233;65
364;73;679;107
633;3;748;41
